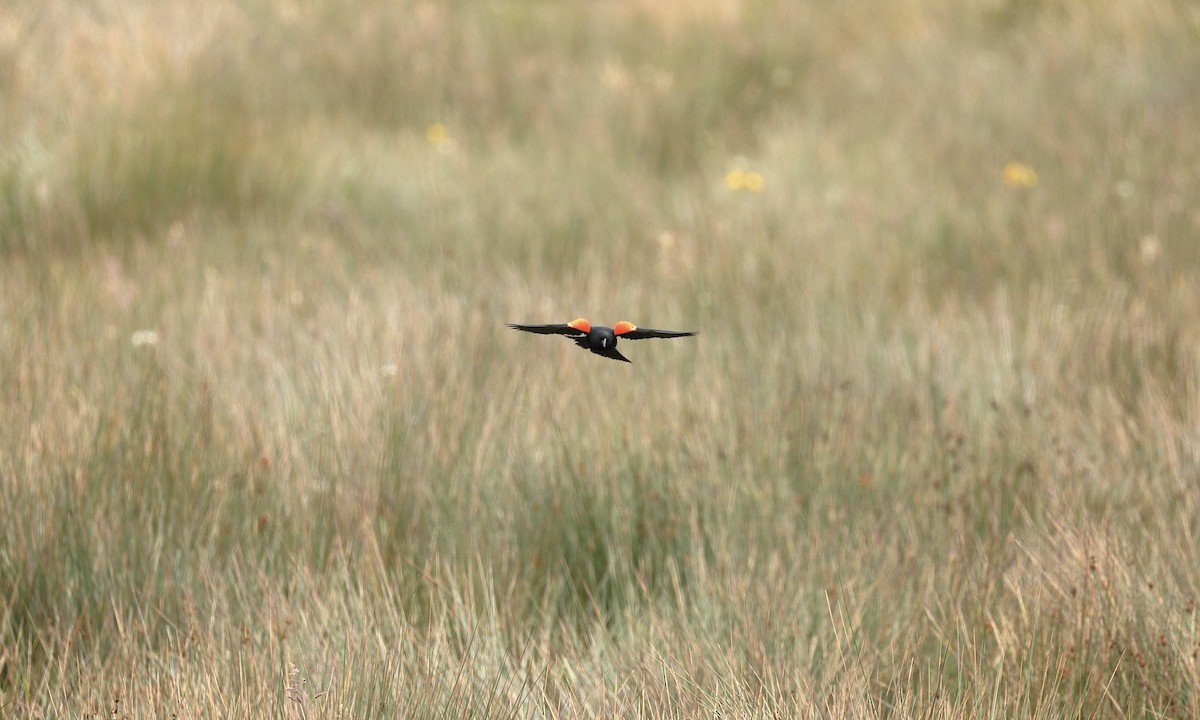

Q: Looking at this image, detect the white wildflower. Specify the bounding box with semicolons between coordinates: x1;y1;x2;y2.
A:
131;330;159;347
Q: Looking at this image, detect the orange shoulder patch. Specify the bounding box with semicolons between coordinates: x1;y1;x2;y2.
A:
567;318;591;333
613;321;637;335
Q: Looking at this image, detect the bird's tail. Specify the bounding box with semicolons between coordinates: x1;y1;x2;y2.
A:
598;346;632;363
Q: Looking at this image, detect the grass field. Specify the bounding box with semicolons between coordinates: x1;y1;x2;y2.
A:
3;0;1200;716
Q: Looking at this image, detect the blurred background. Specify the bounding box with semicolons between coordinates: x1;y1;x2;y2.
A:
3;0;1200;715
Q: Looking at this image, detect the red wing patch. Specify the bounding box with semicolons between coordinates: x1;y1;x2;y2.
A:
613;321;637;336
567;318;592;333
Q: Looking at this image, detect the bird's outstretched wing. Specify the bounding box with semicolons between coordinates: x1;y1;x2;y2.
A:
612;321;697;340
508;320;589;337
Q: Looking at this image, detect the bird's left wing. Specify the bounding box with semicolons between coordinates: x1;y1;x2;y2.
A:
612;321;696;340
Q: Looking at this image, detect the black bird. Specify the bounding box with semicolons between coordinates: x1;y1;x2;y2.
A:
507;318;696;363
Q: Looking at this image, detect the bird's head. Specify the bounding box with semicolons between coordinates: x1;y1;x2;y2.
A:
591;326;616;349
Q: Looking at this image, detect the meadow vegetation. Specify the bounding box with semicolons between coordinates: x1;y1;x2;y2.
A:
3;0;1200;716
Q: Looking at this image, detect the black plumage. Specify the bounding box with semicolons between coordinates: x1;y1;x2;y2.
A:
507;319;696;364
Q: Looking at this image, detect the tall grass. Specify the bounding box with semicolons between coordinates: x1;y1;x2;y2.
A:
3;0;1200;716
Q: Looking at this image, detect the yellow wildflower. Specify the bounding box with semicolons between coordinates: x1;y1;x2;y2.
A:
426;122;448;145
1002;162;1038;188
725;167;765;193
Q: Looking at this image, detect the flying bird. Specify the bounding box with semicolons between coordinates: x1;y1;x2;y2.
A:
507;318;696;363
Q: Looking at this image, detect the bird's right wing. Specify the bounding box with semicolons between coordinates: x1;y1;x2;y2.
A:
507;321;588;336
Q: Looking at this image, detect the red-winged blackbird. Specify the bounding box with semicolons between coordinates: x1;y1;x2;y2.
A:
507;318;696;363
